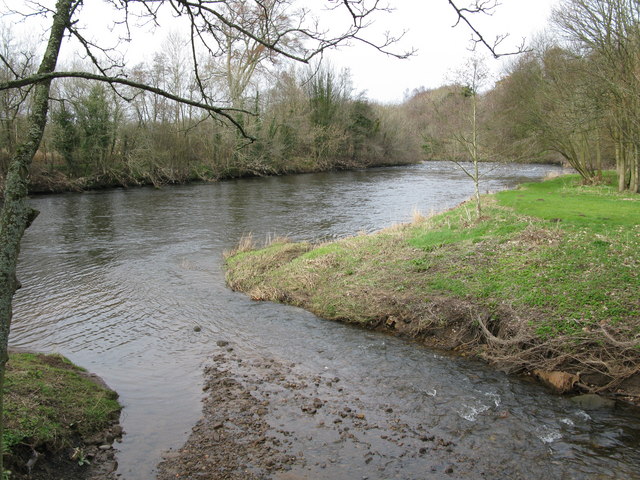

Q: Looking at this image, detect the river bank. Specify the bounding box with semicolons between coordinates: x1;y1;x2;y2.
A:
225;174;640;400
3;351;122;480
2;156;419;195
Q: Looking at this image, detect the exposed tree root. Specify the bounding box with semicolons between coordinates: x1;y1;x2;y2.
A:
464;305;640;398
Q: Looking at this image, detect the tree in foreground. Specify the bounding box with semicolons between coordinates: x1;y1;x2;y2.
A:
0;0;520;475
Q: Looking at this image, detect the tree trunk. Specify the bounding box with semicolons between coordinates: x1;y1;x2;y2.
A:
631;144;639;193
616;139;628;192
595;133;602;181
0;0;71;473
471;88;481;218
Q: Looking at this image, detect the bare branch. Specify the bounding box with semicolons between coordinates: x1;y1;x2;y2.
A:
448;0;528;58
0;70;255;138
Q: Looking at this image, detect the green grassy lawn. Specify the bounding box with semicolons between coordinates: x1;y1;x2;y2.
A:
497;174;638;228
225;174;640;391
407;176;639;337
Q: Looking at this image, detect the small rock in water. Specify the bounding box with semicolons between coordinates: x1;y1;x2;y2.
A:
193;325;202;332
216;340;229;347
533;369;579;393
570;394;615;410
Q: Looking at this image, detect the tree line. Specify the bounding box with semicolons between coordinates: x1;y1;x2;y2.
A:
1;48;416;191
3;1;638;195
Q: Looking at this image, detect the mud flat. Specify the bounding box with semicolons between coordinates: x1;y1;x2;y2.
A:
157;342;543;480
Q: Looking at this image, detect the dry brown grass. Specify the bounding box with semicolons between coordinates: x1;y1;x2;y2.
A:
224;233;294;259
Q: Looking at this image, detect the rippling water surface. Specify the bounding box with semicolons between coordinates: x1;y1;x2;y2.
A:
11;162;640;479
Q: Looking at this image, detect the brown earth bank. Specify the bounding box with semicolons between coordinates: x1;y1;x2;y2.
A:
9;425;123;480
1;158;418;195
346;297;640;405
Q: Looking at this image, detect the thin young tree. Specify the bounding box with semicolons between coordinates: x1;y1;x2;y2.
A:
449;54;491;217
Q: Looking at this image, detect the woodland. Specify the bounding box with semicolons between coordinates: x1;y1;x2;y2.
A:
1;0;638;195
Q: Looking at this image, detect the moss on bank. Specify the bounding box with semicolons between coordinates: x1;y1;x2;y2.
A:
225;174;640;398
3;352;121;479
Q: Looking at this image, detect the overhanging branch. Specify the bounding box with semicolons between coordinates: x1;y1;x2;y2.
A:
448;0;527;58
0;70;255;139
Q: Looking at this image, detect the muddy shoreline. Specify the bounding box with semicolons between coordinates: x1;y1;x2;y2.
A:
156;342;478;480
156;340;639;479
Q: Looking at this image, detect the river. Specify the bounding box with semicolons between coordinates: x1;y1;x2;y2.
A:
10;162;640;479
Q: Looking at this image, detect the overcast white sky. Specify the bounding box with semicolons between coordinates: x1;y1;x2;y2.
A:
322;0;560;102
2;0;560;103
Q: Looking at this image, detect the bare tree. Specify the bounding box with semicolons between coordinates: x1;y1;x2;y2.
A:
554;0;640;192
207;0;299;109
448;54;491;217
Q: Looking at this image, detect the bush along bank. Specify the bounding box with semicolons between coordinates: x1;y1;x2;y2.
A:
0;154;419;195
225;175;640;401
3;352;122;480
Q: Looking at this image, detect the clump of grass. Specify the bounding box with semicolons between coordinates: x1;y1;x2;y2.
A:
224;233;292;259
411;207;431;224
3;353;121;457
226;232;256;257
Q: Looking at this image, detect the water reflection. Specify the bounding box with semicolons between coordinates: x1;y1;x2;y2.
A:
11;162;640;479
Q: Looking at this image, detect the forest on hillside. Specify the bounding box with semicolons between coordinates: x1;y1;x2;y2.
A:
0;0;638;193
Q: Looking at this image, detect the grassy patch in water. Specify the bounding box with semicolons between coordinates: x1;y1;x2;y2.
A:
3;353;121;456
225;174;640;388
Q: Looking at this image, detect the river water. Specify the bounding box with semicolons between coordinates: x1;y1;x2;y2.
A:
10;162;640;479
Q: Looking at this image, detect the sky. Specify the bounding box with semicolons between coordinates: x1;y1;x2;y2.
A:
2;0;560;104
321;0;560;102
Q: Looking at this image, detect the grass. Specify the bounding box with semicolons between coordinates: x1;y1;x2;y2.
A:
3;352;121;457
496;174;639;230
225;173;640;392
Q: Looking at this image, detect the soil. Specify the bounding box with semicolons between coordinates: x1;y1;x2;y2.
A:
9;426;123;480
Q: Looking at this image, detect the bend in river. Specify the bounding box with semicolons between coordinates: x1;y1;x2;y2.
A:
11;162;640;479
